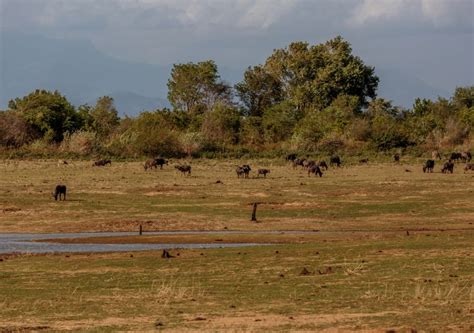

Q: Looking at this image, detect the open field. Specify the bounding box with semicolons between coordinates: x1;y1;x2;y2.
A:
1;158;473;233
0;158;473;331
0;232;473;331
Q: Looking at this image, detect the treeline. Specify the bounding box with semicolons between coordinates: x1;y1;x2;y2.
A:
1;37;473;158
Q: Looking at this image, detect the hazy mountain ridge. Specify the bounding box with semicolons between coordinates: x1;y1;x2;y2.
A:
1;32;450;115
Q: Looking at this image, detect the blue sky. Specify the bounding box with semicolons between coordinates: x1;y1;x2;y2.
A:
1;0;473;98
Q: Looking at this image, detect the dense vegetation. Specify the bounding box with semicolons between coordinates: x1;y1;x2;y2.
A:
1;37;472;158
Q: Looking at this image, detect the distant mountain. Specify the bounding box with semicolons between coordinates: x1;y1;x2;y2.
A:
91;92;169;116
0;31;170;115
0;31;453;115
375;68;450;108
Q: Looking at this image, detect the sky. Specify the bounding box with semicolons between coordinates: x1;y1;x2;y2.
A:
1;0;473;94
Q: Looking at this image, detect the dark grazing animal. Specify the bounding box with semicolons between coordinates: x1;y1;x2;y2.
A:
450;152;462;162
257;169;271;178
317;160;328;170
461;151;472;162
292;158;305;169
464;163;474;172
286;153;297;161
330;155;341;167
144;157;168;171
394;153;400;162
308;165;323;177
175;165;191;175
93;159;111;167
303;160;316;169
359;158;369;164
423;160;435;173
53;185;67;201
236;165;251;178
441;160;454;174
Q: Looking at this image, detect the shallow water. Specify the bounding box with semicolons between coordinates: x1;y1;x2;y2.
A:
0;231;273;254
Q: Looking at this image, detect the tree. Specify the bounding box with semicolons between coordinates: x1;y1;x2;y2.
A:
0;111;40;147
452;86;474;109
235;65;283;117
201;102;240;146
167;60;231;114
8;89;80;142
89;96;120;139
263;36;379;112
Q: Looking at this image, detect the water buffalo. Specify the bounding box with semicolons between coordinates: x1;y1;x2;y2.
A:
393;153;400;162
292;158;306;169
303;160;316;169
93;159;111;167
236;165;251;178
423;159;435;173
144;158;168;171
461;151;472;162
359;158;369;164
464;163;474;172
450;152;462;162
308;165;323;177
53;185;67;201
317;161;328;170
330;155;341;167
441;160;454;174
257;169;271;178
286;153;297;161
175;165;191;175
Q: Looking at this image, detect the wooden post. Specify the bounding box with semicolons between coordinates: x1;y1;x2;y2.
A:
139;224;143;235
251;203;258;222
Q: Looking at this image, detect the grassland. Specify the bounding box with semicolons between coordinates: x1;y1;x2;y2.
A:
0;158;473;331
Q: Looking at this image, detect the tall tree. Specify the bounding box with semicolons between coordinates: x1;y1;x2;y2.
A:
89;96;120;139
235;65;283;117
8;89;80;142
167;60;231;114
263;36;379;112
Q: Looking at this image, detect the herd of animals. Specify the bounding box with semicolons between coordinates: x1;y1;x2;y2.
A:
52;150;473;201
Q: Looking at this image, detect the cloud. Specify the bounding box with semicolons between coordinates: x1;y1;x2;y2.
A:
349;0;473;30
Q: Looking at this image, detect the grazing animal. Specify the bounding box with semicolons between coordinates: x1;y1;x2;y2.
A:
450;152;462;162
441;160;454;174
93;159;111;167
144;157;168;171
53;185;67;201
286;153;297;161
394;153;400;162
236;165;251;178
317;160;328;170
257;169;271;178
431;150;442;160
423;160;435;173
330;155;341;167
175;165;191;175
464;163;474;172
461;151;472;162
57;160;68;166
303;160;316;169
161;249;174;258
359;158;369;164
308;165;323;177
292;158;305;169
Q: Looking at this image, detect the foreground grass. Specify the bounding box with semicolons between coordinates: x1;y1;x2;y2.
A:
0;158;473;233
0;232;473;331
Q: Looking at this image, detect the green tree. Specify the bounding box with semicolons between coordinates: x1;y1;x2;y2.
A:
235;65;283;117
263;36;379;112
201;102;240;146
167;60;231;115
8;89;80;142
89;96;120;139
